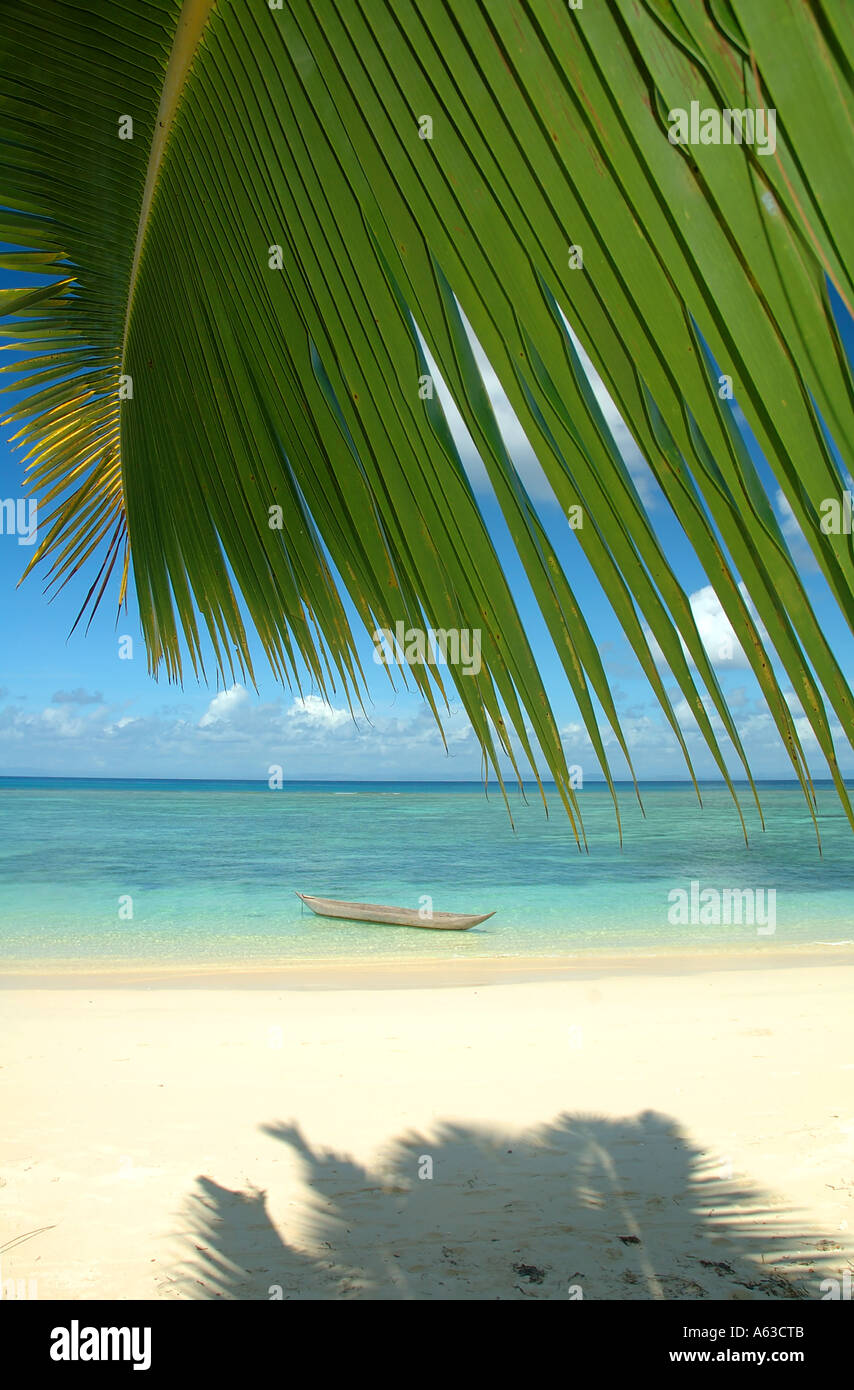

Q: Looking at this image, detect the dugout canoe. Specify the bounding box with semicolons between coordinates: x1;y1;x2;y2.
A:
296;892;494;931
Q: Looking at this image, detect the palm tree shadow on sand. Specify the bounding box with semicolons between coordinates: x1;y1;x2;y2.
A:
173;1109;843;1299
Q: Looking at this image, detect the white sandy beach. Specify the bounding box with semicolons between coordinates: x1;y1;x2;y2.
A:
2;953;853;1300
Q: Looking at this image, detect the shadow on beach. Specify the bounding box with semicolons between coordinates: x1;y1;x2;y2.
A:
173;1109;836;1300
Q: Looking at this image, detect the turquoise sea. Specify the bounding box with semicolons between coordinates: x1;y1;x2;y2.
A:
0;778;852;968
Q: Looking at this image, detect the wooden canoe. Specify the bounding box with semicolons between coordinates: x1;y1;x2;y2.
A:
296;892;494;931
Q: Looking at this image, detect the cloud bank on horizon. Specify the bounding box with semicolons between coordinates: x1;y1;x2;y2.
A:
0;632;848;783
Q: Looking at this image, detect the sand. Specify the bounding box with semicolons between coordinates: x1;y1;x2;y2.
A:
2;952;853;1301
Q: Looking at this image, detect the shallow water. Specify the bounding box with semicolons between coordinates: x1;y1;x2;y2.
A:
0;778;851;967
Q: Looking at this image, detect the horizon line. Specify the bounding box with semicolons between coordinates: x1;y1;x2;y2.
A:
0;774;848;787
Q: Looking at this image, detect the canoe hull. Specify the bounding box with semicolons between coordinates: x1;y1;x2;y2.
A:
296;892;494;931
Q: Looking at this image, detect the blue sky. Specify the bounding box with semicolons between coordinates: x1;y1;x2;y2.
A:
1;273;853;783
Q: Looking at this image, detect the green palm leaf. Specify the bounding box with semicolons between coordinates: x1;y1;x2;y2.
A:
2;0;853;843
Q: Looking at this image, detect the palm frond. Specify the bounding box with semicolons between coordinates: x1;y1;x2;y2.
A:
2;0;853;842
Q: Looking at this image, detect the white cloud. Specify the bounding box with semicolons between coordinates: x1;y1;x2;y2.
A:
559;685;851;784
686;585;749;669
199;684;249;727
0;686;480;780
39;705;87;737
287;695;351;729
107;716;135;733
646;584;767;672
1;676;850;783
